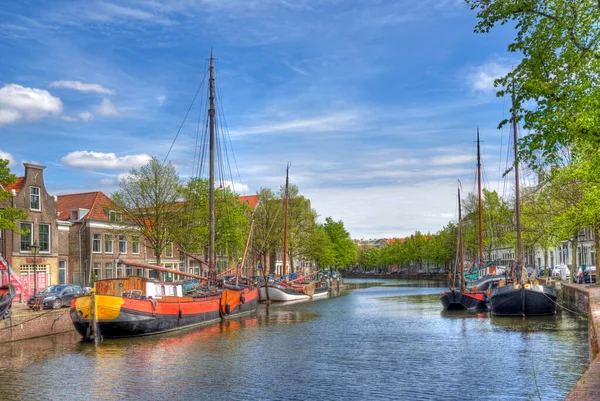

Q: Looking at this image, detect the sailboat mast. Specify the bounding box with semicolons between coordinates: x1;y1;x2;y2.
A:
458;182;465;292
512;82;523;279
208;50;216;273
477;128;484;266
283;162;291;277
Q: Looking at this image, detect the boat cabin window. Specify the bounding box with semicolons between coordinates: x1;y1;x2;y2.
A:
160;285;166;296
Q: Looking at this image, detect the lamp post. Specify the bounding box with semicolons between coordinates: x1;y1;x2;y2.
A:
29;242;40;296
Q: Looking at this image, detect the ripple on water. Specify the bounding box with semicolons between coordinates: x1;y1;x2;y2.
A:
0;281;590;401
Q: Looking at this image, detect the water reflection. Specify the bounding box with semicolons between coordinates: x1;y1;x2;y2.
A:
0;280;590;401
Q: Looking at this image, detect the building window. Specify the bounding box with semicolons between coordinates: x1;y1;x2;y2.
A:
132;237;140;254
104;234;113;253
92;233;102;253
20;222;33;251
118;235;127;254
30;186;40;211
109;210;122;222
93;262;102;280
39;224;50;252
116;267;123;278
165;243;173;257
59;260;66;284
136;268;143;277
105;262;113;279
126;267;133;277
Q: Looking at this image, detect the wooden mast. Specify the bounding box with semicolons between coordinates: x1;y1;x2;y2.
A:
283;162;291;278
512;81;523;284
208;50;216;280
458;181;465;292
477;128;484;266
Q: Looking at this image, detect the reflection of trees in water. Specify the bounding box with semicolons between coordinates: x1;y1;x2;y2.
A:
260;305;318;326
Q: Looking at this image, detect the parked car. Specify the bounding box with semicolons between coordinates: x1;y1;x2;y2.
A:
575;265;596;284
27;284;84;309
551;265;570;279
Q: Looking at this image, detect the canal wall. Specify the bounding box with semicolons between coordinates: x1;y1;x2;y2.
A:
343;273;448;281
563;284;600;401
0;304;74;343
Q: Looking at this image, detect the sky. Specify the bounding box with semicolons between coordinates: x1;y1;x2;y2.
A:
0;0;530;239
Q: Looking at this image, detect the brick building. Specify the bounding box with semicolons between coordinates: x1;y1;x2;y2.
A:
0;163;60;298
56;191;149;285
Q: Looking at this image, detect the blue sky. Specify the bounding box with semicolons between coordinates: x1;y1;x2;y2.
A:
0;0;527;239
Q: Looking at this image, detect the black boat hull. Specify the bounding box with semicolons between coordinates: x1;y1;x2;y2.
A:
440;290;487;311
490;284;556;316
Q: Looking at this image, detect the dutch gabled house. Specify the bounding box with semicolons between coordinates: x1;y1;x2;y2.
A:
0;163;60;299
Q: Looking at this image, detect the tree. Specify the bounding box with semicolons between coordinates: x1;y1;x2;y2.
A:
173;178;251;266
303;224;334;269
252;187;283;274
322;217;359;269
462;189;513;263
0;159;29;233
466;1;600;165
279;184;317;272
111;157;182;274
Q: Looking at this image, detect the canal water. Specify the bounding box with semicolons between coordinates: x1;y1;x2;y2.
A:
0;279;590;400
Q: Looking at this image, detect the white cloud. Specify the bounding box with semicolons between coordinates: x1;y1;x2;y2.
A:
62;111;94;122
0;84;63;126
429;154;472;166
468;61;511;92
61;151;151;170
95;98;120;116
156;95;166;106
233;112;359;136
99;178;115;185
78;111;94;122
0;150;16;166
50;80;115;95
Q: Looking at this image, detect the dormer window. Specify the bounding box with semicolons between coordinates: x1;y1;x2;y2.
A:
30;187;40;211
109;210;122;222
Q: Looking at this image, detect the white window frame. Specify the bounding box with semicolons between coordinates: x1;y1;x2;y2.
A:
39;223;51;253
105;262;113;279
30;186;41;211
109;210;122;222
131;237;140;254
92;233;102;253
93;262;102;280
165;242;173;257
104;234;113;253
118;235;127;254
20;222;33;252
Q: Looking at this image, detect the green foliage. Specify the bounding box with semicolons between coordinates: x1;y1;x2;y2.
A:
279;184;318;271
466;0;600;166
304;224;334;268
0;158;29;233
322;217;359;268
252;187;283;270
111;157;182;263
174;178;250;260
462;189;513;261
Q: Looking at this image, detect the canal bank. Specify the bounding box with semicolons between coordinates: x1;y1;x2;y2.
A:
563;283;600;401
0;303;74;343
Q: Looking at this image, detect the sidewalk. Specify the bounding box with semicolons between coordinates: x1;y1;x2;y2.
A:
564;284;600;401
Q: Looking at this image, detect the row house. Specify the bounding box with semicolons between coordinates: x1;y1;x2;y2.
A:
0;162;273;294
0;164;60;299
57;191;151;285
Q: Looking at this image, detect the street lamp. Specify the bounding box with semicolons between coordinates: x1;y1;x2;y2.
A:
29;242;40;296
